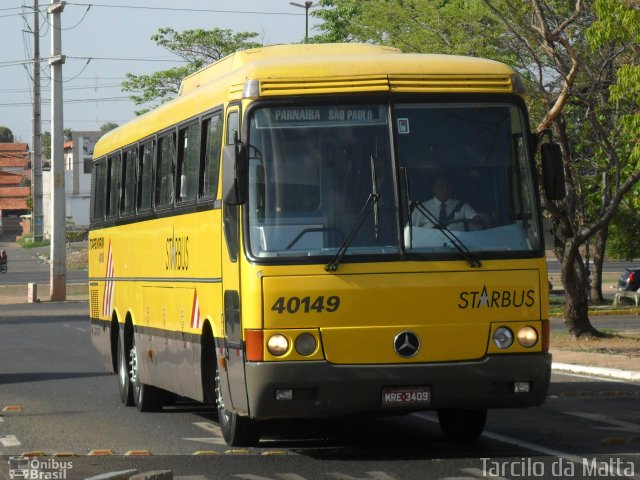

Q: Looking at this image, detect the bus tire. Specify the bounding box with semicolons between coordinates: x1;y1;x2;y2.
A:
215;367;260;446
437;408;487;443
117;331;134;406
129;334;164;412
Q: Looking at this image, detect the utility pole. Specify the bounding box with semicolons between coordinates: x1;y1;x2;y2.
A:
48;0;66;301
31;0;44;242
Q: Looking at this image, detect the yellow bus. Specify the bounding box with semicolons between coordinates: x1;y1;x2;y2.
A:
89;43;564;446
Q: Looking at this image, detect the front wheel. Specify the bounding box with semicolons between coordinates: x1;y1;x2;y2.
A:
437;408;487;443
215;368;260;446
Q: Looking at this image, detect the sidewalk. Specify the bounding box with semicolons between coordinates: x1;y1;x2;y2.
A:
550;349;640;382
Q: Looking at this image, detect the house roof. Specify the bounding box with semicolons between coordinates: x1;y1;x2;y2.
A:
0;197;28;210
0;143;30;169
0;171;24;186
0;186;30;211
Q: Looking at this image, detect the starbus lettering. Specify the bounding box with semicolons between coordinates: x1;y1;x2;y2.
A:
165;230;189;271
458;286;535;309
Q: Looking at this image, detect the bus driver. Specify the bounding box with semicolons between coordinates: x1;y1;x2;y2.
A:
411;173;484;231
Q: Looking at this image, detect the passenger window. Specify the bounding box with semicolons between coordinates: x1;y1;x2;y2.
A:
121;147;137;216
177;123;199;203
156;132;176;208
106;153;121;219
138;141;154;212
92;160;107;223
200;113;223;199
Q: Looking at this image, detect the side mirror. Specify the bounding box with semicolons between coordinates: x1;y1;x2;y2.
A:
541;142;565;200
222;140;248;205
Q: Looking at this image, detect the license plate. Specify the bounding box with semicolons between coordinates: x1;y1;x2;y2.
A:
381;386;431;407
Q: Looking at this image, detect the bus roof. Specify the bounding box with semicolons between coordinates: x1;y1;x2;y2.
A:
95;43;518;158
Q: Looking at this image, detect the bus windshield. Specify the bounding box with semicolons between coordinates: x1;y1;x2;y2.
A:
246;101;541;260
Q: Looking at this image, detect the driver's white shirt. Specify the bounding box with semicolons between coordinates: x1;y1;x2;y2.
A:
412;197;477;230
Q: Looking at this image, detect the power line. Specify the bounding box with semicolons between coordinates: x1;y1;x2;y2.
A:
64;2;305;16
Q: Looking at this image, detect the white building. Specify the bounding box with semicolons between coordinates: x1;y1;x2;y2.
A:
42;131;100;237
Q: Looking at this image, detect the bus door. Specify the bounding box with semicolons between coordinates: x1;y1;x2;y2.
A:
219;106;250;415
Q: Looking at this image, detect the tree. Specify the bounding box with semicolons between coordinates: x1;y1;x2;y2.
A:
0;126;14;143
122;27;262;113
313;0;640;338
100;123;119;136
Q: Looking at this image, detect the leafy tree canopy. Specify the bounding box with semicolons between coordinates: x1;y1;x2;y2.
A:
122;27;262;113
0;126;15;143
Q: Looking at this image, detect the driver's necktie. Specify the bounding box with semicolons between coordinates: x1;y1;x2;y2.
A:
439;202;447;224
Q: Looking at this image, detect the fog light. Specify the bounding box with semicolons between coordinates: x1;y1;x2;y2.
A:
493;327;514;349
267;334;289;356
517;326;538;348
514;381;531;393
275;389;293;401
294;333;317;356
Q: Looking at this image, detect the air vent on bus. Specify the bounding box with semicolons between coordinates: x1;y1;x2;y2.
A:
90;289;100;319
259;75;391;96
388;75;513;93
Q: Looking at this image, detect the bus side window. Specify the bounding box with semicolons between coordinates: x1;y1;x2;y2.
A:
177;123;199;204
106;153;121;220
121;147;137;216
92;159;107;224
138;140;154;212
156;132;176;209
200;113;223;199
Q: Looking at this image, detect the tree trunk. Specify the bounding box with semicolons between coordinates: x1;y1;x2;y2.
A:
590;227;608;302
561;243;603;338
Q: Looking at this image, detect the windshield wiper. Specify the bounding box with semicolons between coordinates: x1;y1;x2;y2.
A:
325;156;382;272
410;201;482;268
325;192;379;272
370;156;380;241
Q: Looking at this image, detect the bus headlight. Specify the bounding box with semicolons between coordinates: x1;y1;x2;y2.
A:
267;334;289;356
517;326;538;348
294;333;317;356
493;327;514;349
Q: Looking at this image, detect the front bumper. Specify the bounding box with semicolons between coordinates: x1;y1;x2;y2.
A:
245;353;551;419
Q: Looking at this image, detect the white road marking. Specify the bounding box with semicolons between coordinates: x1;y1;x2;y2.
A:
184;422;226;444
193;421;223;435
566;411;640;433
0;435;21;447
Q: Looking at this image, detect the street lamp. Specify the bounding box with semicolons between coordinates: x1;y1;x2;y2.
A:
289;1;315;43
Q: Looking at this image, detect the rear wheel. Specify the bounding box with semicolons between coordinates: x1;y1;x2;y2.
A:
117;332;134;406
437;408;487;443
215;367;260;446
129;334;165;412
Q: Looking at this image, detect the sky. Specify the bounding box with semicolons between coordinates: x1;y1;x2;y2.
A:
0;1;321;145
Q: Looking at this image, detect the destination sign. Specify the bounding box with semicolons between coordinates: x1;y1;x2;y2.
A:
254;105;387;128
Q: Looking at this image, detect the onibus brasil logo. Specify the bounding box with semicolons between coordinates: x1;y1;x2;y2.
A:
8;457;72;480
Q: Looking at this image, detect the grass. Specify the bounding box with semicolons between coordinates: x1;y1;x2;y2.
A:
17;237;50;248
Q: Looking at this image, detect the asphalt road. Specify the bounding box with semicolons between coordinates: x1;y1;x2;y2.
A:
0;302;639;480
0;241;87;287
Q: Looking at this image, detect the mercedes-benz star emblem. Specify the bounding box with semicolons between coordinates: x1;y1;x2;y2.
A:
394;331;420;358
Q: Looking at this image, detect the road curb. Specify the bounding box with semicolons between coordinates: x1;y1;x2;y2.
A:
552;362;640;382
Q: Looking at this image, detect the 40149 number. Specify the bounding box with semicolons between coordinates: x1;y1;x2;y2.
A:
271;296;341;314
